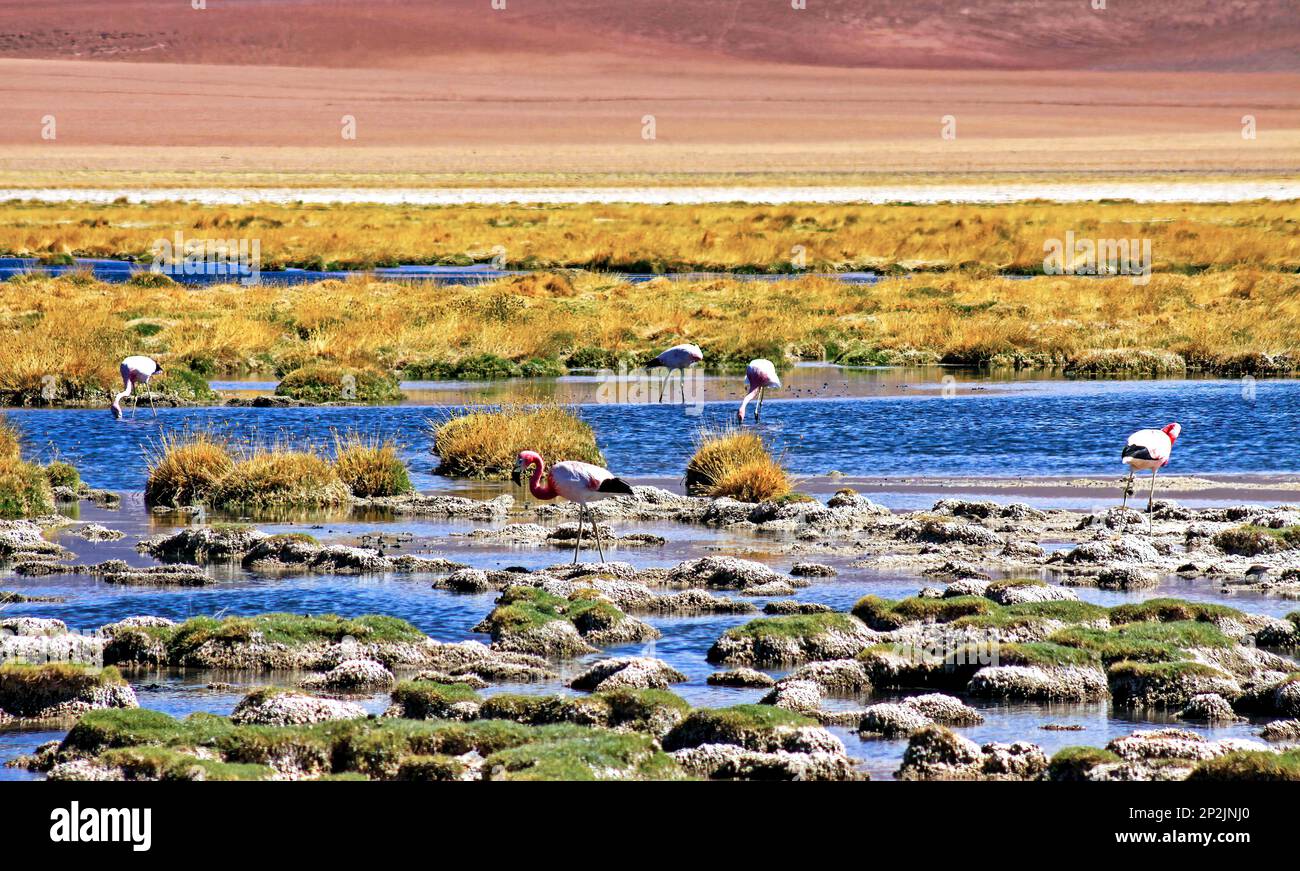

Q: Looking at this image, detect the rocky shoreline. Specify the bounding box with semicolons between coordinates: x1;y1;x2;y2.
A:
3;486;1299;781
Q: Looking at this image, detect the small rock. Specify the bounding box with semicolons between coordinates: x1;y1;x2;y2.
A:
230;689;368;726
568;657;687;692
707;668;775;688
790;562;837;577
1177;693;1243;723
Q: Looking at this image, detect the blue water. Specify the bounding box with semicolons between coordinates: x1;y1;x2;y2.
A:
0;257;882;287
7;377;1296;492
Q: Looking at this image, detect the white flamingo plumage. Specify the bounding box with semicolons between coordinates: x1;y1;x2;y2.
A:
648;343;704;403
111;356;163;420
513;450;635;562
1121;422;1181;511
737;358;780;422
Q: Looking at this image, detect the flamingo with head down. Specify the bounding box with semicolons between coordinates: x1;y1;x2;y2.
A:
737;358;780;423
111;355;164;420
648;343;704;403
513;451;635;562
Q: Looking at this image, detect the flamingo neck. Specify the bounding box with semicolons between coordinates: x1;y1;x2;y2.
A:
528;455;557;500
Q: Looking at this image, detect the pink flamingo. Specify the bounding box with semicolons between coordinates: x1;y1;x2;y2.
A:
111;355;164;420
1121;422;1181;511
513;451;635;562
737;358;780;422
648;343;704;403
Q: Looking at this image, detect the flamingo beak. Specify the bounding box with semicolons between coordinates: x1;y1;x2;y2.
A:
111;404;122;420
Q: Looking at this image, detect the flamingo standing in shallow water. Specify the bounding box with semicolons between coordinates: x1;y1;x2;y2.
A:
111;355;164;420
648;343;703;403
513;451;635;563
1121;422;1181;511
737;359;780;422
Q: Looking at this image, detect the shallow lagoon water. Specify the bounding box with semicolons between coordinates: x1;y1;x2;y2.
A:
2;372;1299;781
8;373;1300;492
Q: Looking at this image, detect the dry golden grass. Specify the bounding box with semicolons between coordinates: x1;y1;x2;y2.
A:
145;429;414;507
0;412;55;516
2;197;1298;385
333;432;413;498
0;455;54;518
685;430;791;502
207;446;350;510
0;417;21;461
432;404;605;480
2;267;1297;384
2;200;1296;273
143;430;235;507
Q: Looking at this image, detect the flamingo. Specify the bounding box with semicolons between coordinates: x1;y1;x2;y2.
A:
737;358;780;423
512;451;635;563
1121;422;1181;512
648;343;704;403
111;355;164;420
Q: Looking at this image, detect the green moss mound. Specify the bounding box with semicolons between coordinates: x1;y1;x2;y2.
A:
55;709;685;781
1189;749;1300;782
484;731;682;781
1047;746;1122;781
391;681;481;719
275;365;404;403
1108;598;1243;625
1049;620;1232;665
1213;524;1300;556
662;704;814;752
478;586;626;637
719;612;862;641
43;460;81;490
106;612;427;667
851;595;995;630
0;456;55;517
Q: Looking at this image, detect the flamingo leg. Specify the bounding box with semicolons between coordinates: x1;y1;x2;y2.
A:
1147;468;1158;513
755;387;765;420
148;384;157;417
592;512;606;562
658;370;667;403
572;505;585;564
1121;470;1135;509
679;369;687;405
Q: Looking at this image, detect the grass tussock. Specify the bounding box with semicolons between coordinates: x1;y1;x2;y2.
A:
0;414;54;516
1213;524;1300;556
145;429;408;508
0;456;54;518
432;404;604;480
206;446;350;510
43;460;81;490
685;429;790;502
0;417;21;461
144;430;236;507
332;432;413;497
